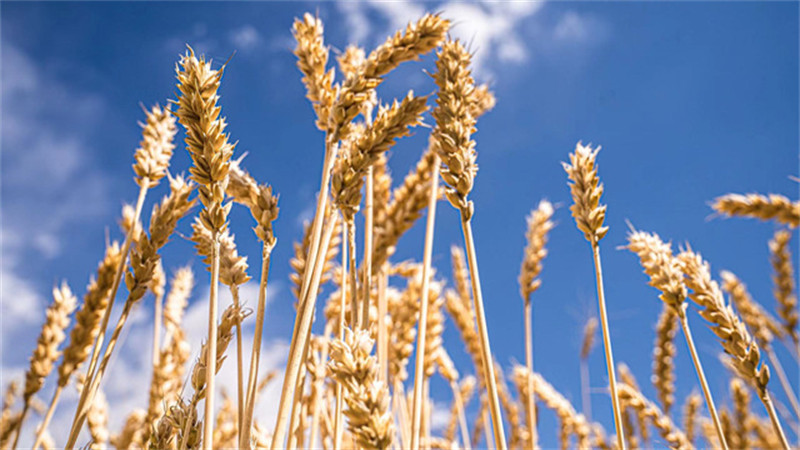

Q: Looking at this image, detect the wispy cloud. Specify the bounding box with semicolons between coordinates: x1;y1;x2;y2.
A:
332;1;606;79
1;42;112;366
229;25;264;53
333;1;544;78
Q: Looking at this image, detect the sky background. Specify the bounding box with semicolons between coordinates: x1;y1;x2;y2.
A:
2;1;798;448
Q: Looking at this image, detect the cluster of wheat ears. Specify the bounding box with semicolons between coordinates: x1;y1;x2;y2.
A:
2;12;799;450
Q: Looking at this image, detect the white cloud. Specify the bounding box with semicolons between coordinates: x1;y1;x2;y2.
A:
553;11;599;44
334;0;544;78
2;43;110;263
230;25;263;52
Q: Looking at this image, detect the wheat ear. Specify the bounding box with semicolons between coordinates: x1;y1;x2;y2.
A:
432;39;506;450
653;305;678;415
150;260;166;371
721;270;800;423
712;193;800;228
174;45;236;450
617;363;650;446
770;230;799;349
519;199;554;448
678;247;790;449
66;176;194;449
31;242;122;450
564;142;625;450
625;229;728;449
227;164;280;449
70;102;175;449
178;304;249;450
513;366;594;450
276;13;447;449
273;14;342;447
617;383;694;449
328;328;394;450
682;391;702;445
144;268;193;441
10;283;77;449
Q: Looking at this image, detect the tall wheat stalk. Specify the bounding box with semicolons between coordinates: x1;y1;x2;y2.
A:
678;247;790;449
10;284;77;449
174;48;234;450
431;39;507;449
272;16;447;447
409;152;440;450
626;229;729;449
66;177;194;449
563;143;625;450
31;242;123;450
580;317;598;422
518;199;553;449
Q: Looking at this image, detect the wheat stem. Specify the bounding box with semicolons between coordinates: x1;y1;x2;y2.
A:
152;289;163;368
240;243;274;449
524;295;539;449
580;353;591;423
378;268;389;384
66;297;138;448
308;326;332;449
766;347;800;426
71;180;149;437
590;241;627;450
65;182;149;450
410;157;440;450
271;140;338;450
202;236;221;450
362;165;374;331
450;380;472;450
678;311;729;450
334;222;347;450
30;385;62;450
347;220;359;329
761;390;791;449
274;206;338;449
230;284;244;444
460;214;507;450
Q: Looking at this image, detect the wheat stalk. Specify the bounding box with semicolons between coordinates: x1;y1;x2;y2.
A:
712;193;800;228
144;269;193;441
721;270;800;424
408;144;441;450
678;247;790;449
431;38;507;450
70;101;176;450
11;283;77;448
226;164;280;449
626;229;728;449
66;176;195;449
518;198;553;449
580;317;597;423
564;142;625;450
32;242;122;450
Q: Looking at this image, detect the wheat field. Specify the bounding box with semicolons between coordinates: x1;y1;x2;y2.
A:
1;7;799;450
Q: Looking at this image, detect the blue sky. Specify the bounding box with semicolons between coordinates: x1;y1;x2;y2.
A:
2;1;798;447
